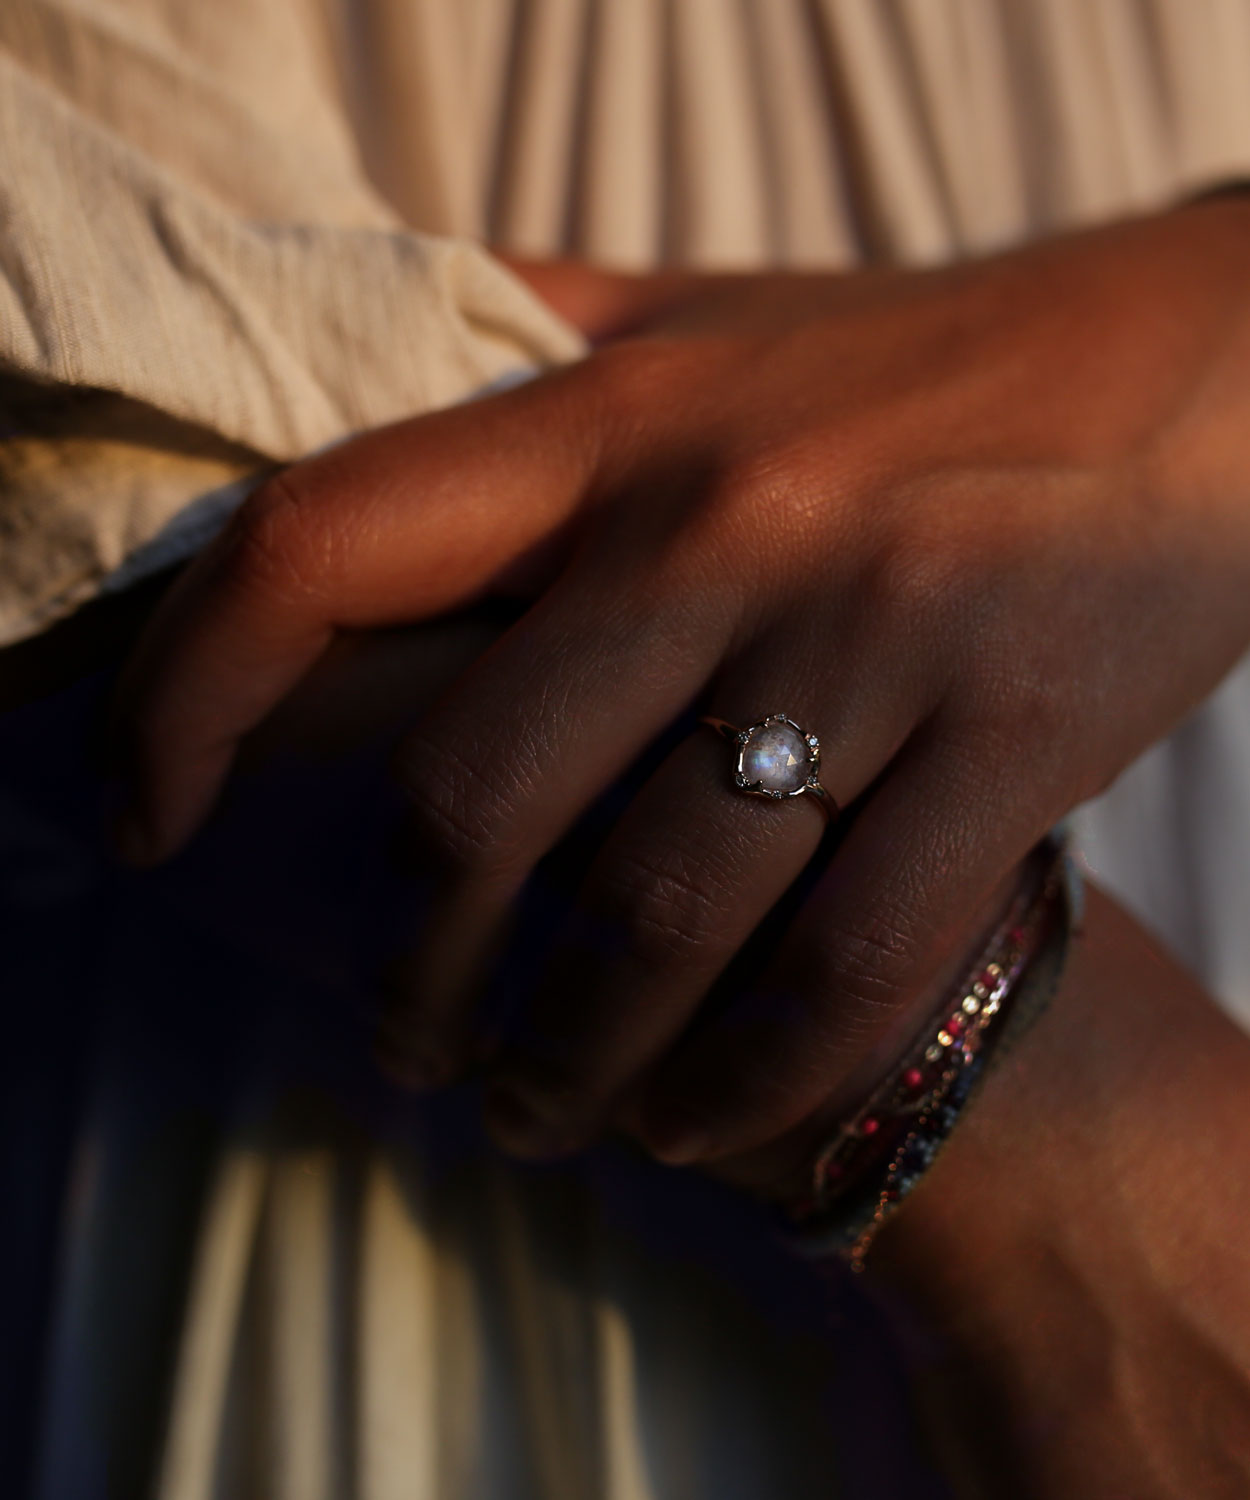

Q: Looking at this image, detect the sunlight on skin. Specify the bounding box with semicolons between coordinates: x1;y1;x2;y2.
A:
111;197;1250;1192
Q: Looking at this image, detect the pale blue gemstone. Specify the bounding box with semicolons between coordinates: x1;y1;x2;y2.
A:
742;724;809;793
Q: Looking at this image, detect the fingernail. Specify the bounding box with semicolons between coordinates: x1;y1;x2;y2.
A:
483;1084;580;1159
641;1127;712;1167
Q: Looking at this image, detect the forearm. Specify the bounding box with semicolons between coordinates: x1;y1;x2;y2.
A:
871;884;1250;1498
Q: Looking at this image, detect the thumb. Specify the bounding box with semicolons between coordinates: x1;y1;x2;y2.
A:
111;362;614;864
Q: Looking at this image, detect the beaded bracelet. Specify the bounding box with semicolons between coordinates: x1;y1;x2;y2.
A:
783;835;1080;1270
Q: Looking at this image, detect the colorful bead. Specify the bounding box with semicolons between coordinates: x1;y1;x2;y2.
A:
786;836;1072;1270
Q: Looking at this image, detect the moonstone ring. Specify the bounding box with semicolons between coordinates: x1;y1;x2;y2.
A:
700;713;838;822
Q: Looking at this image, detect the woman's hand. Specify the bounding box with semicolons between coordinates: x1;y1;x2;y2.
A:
112;196;1250;1168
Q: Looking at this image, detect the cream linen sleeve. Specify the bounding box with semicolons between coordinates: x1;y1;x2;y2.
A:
0;0;583;647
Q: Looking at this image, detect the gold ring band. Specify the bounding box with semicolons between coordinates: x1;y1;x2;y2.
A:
700;713;838;823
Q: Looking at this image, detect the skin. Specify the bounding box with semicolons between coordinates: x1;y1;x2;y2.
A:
97;607;1250;1496
866;885;1250;1499
110;193;1250;1179
6;538;1248;1494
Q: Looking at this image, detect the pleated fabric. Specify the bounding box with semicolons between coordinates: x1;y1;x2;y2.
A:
5;5;1250;1499
7;700;850;1500
335;0;1250;267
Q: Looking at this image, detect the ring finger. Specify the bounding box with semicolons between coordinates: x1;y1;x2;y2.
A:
482;618;933;1156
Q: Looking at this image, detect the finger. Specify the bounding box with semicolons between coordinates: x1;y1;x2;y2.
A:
111;367;612;863
375;515;739;1084
679;861;1025;1201
480;624;927;1157
630;724;1053;1164
495;255;706;340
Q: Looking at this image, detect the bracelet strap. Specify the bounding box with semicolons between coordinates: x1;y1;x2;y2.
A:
782;836;1081;1270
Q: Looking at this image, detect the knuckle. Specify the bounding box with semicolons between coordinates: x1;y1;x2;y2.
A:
996;652;1074;741
730;441;823;524
226;470;329;605
792;902;926;1033
858;521;960;627
582;337;681;416
827;914;920;997
391;728;523;885
628;447;824;613
851;469;1008;628
598;844;734;972
954;647;1073;771
705;446;818;542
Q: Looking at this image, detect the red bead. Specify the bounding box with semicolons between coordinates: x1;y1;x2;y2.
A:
861;1117;880;1136
902;1067;924;1091
1009;926;1027;945
979;967;998;990
946;1015;964;1036
822;1159;844;1182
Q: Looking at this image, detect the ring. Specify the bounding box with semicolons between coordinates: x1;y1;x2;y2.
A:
700;713;838;822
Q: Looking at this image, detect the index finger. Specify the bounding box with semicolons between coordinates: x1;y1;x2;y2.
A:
110;367;609;864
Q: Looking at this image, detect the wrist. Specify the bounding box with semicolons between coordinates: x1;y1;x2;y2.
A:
869;886;1250;1496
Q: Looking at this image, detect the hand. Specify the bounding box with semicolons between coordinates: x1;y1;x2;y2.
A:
112;197;1250;1170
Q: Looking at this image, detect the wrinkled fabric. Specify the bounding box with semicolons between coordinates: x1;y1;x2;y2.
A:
0;0;582;647
4;4;1250;1499
6;0;1250;645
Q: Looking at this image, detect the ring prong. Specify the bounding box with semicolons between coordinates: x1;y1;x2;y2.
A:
704;713;837;823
